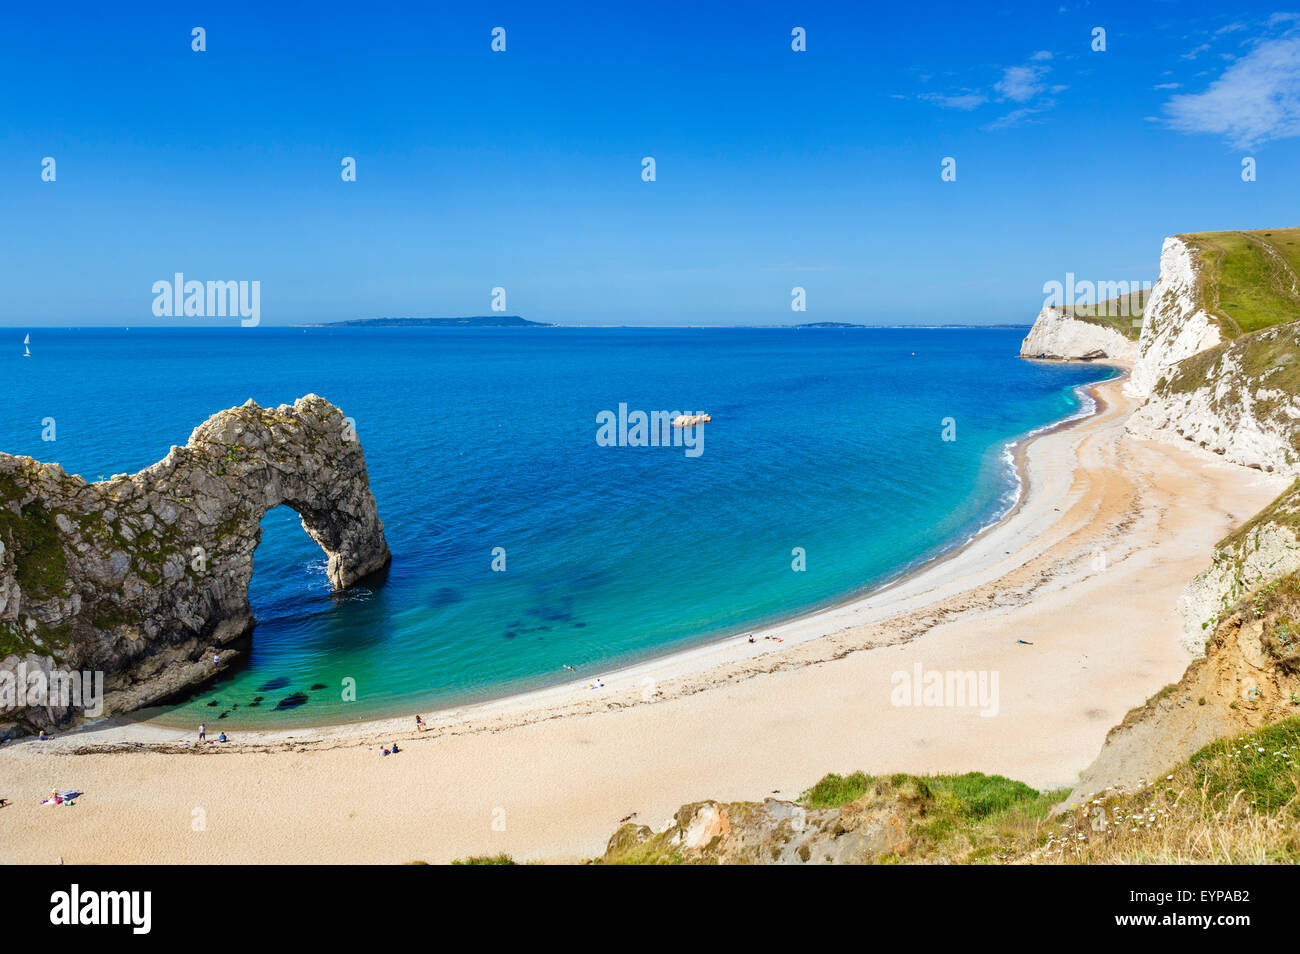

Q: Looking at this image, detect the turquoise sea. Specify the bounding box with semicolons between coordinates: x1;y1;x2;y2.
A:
2;327;1113;727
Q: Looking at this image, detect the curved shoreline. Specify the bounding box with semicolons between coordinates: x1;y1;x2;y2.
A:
78;366;1121;743
4;367;1291;863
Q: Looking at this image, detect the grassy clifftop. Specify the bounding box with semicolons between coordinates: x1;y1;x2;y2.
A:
1062;228;1300;345
1064;288;1149;341
585;715;1300;864
1180;228;1300;337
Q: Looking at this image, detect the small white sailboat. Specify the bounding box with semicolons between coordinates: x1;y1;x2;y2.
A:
23;333;31;357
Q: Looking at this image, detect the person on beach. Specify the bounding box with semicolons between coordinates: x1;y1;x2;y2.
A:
415;715;426;731
391;742;400;754
198;723;206;742
38;729;49;741
217;731;227;743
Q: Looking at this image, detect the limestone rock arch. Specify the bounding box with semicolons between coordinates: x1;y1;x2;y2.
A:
0;394;390;728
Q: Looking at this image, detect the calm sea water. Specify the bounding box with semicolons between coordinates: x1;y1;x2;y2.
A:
2;327;1112;727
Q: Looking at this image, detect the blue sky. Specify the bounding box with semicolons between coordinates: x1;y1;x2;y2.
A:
2;1;1299;326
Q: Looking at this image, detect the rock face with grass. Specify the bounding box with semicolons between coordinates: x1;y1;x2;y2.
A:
1124;236;1225;399
1179;479;1300;651
0;394;390;732
1018;306;1140;362
596;772;1056;865
1065;567;1300;811
1128;321;1300;476
1122;230;1300;468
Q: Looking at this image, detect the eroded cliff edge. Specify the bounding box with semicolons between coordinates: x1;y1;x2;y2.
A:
0;394;390;731
1018;305;1140;363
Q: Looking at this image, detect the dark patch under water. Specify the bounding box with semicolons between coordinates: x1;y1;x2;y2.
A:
309;683;327;691
274;692;309;711
258;677;291;692
429;587;463;606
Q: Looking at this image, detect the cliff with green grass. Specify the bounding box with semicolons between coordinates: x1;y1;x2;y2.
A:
594;715;1300;864
1019;304;1140;362
596;228;1300;865
593;568;1300;863
1125;229;1300;475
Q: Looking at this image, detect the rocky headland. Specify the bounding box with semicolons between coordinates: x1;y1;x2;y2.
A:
0;394;389;734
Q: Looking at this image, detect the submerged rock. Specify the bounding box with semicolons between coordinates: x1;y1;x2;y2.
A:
274;692;309;711
0;394;391;731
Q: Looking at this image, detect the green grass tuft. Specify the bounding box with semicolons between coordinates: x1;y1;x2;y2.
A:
451;854;518;865
1189;715;1300;814
800;771;873;808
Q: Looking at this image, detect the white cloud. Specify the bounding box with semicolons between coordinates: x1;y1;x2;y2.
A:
919;91;988;110
913;51;1057;125
1153;82;1181;89
995;64;1048;102
986;107;1044;130
1164;36;1300;147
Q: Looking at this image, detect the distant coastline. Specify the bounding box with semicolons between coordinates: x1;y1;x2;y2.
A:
5;322;1036;330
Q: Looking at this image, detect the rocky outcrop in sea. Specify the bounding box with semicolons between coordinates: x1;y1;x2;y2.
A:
0;394;389;733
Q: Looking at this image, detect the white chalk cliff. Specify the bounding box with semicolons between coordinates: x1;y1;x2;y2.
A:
1018;306;1139;362
1124;237;1223;399
1127;322;1300;476
1022;229;1300;650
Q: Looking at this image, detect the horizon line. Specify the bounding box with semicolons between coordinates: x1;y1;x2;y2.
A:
1;323;1035;331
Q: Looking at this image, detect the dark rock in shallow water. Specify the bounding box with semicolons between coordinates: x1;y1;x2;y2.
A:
206;700;219;707
310;683;327;691
258;677;290;692
274;692;309;711
218;711;229;719
429;587;463;606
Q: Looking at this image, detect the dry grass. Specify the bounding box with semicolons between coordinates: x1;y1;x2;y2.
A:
1027;717;1300;864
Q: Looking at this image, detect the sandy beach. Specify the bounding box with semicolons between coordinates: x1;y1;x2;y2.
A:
0;369;1288;864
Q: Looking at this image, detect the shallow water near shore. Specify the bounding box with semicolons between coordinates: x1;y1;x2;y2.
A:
2;326;1112;727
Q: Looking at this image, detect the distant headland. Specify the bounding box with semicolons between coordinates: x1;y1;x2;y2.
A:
301;316;553;328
